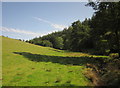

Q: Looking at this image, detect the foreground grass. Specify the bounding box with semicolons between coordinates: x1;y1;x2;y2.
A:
2;36;93;86
2;36;110;86
0;36;2;86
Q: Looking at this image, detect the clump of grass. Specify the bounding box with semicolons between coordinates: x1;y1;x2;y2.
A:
31;67;35;70
44;81;49;84
45;63;48;65
16;73;22;75
45;69;51;72
27;80;31;82
58;67;61;69
109;53;119;59
54;78;61;83
42;67;45;70
11;76;22;82
68;70;73;73
66;80;71;83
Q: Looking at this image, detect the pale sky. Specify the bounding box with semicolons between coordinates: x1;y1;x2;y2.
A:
2;2;94;40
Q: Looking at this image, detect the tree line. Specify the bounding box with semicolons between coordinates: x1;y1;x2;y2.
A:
26;2;120;57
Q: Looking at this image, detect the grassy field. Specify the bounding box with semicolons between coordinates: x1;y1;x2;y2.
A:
2;36;107;86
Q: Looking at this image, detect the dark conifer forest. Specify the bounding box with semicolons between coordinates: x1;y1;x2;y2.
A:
27;2;120;57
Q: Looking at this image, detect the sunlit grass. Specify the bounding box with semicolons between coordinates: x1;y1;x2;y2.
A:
2;36;92;86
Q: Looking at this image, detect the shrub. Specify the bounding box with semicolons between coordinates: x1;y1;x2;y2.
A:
53;37;63;49
109;53;119;59
42;40;53;47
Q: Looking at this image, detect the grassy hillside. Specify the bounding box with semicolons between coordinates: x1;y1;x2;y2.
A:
2;36;100;86
0;36;2;86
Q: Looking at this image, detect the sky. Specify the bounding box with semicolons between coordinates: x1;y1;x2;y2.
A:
1;2;94;40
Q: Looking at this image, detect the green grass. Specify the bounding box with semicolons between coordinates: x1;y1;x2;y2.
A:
0;36;2;86
2;36;107;86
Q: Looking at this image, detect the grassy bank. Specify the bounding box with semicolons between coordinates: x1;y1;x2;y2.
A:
2;36;91;86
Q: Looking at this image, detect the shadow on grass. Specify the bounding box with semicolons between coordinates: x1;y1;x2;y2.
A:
49;48;62;52
55;83;75;87
13;52;102;66
13;52;111;86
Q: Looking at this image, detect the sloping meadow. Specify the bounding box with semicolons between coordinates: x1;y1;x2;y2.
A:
2;36;110;86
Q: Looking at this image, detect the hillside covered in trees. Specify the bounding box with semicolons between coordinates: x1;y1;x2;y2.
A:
27;2;120;57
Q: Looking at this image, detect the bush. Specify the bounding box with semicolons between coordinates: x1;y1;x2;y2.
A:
109;53;119;59
53;37;63;49
42;40;53;47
